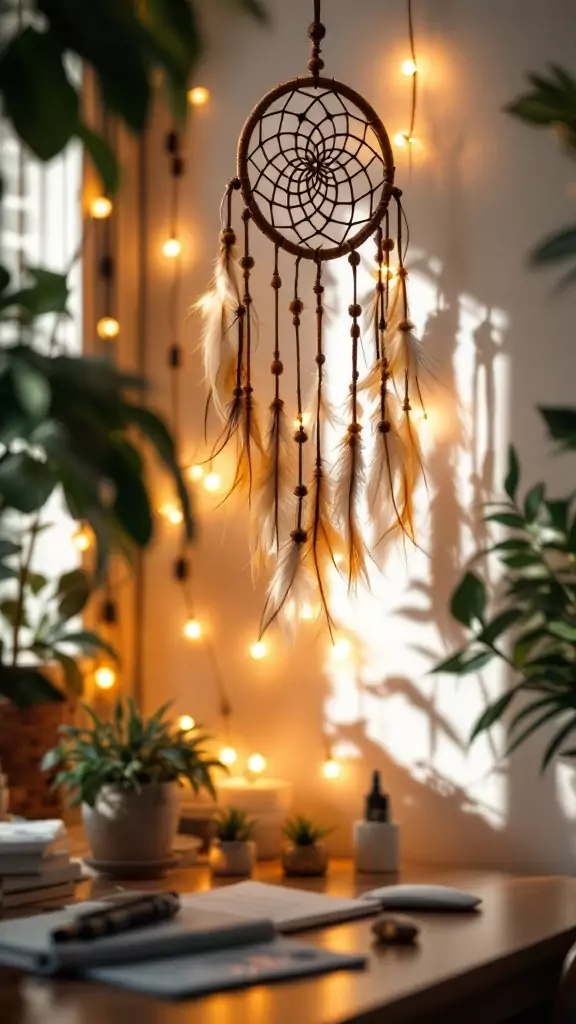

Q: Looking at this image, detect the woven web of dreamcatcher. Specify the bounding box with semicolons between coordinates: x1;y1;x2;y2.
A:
246;85;387;253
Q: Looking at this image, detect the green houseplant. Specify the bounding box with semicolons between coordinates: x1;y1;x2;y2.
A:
282;815;332;877
209;808;257;878
42;698;223;872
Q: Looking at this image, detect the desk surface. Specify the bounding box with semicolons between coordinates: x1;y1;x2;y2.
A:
2;860;576;1024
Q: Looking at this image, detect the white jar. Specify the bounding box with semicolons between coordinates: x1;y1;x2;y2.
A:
353;820;400;874
209;839;256;877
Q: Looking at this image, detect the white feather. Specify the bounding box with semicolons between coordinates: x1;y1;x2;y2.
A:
260;538;313;638
194;241;240;422
368;394;406;542
333;427;369;590
252;401;293;570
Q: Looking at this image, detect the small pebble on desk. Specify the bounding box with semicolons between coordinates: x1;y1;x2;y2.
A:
372;913;420;945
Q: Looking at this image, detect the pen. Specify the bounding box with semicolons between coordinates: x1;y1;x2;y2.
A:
50;892;181;944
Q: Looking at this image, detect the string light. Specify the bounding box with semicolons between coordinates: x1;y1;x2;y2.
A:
72;524;92;552
333;552;345;566
393;131;416;148
96;316;119;340
94;665;116;690
188;86;210;107
160;503;183;525
183;618;202;640
203;471;223;493
177;714;196;732
401;58;417;76
250;640;267;661
189;464;205;482
331;637;352;662
162;237;181;258
247;753;266;774
299;602;316;621
323;758;341;780
219;746;238;767
89;196;112;219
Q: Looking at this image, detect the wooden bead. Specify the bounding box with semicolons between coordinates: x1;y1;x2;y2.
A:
382;237;395;252
348;303;362;317
294;428;308;444
165;130;179;155
291;528;307;544
399;319;414;332
289;299;304;314
308;21;326;40
230;177;241;190
221;228;236;247
233;386;243;398
348;251;361;267
294;484;308;498
171;156;184;177
350;323;361;339
271;359;284;375
348;422;362;435
378;420;391;434
242;207;252;222
271;272;282;290
315;353;326;365
308;56;325;75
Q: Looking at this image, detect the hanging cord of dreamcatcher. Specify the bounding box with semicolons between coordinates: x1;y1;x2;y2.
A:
407;0;418;143
308;0;325;83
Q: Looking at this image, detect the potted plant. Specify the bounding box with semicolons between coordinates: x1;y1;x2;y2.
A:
209;808;257;878
282;815;332;877
42;698;224;875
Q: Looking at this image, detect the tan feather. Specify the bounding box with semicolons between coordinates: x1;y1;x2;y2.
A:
368;392;406;544
259;536;312;638
396;404;426;542
252;399;293;570
225;392;264;504
334;425;369;591
306;463;340;636
194;238;241;422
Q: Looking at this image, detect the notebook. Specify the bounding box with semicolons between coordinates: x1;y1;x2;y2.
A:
87;937;366;999
183;881;381;932
0;820;66;855
0;902;275;975
2;860;82;894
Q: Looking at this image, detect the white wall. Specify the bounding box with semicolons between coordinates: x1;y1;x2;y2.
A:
140;0;576;872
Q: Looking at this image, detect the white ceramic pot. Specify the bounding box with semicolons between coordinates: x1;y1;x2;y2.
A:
82;782;180;863
209;839;256;878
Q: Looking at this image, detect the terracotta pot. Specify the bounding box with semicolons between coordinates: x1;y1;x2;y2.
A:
0;693;74;818
83;782;180;863
209;839;256;878
282;841;329;877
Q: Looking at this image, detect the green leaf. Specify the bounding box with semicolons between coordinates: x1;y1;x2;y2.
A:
502;552;543;569
506;705;563;757
0;27;78;160
0;266;10;293
531;225;576;266
0;665;64;708
485;512;527;528
127;405;194;541
11;357;51;418
524;482;545;522
546;499;570;533
513;628;548;667
0;599;27;629
541;715;576;771
0;452;56;513
450;571;486;628
56;568;91;620
38;0;150;132
40;747;62;772
548;621;576;642
76;122;120;195
432;649;493;676
54;630;119;661
470;690;518;742
539;406;576;450
26;571;49;595
0;540;21;558
479;608;524;645
225;0;269;20
52;651;84;696
504;445;520;501
107;440;153;547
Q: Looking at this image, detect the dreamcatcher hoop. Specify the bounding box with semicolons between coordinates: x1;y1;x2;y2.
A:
196;0;429;640
237;76;396;262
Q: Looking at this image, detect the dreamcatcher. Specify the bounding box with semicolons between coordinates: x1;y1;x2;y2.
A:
196;0;426;638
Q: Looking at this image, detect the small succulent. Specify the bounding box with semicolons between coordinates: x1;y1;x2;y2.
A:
283;815;333;847
215;808;256;843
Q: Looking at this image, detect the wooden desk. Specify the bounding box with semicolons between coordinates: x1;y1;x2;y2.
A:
2;861;576;1024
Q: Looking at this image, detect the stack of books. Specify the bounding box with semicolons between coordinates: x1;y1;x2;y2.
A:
0;820;82;911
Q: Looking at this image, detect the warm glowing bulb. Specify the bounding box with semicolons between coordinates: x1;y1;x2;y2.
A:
203;472;222;493
333;552;345;566
189;464;204;482
394;131;416;148
247;753;266;774
162;237;181;258
160;503;183;525
401;58;418;76
219;746;238;767
332;638;352;662
72;524;92;552
188;86;210;107
178;714;196;732
323;758;341;780
250;640;267;661
299;602;315;621
96;316;119;340
94;666;116;690
183;618;202;641
293;411;311;430
89;196;112;219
